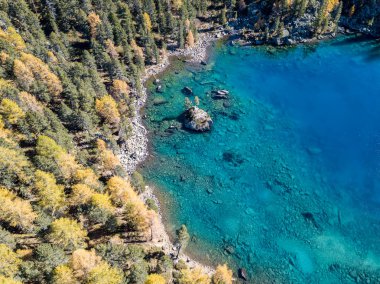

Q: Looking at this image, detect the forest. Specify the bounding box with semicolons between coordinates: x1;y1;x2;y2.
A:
0;0;378;283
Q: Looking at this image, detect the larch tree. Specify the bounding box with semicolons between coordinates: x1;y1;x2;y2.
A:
86;262;124;284
52;265;77;284
178;268;210;284
87;12;101;38
69;183;94;206
95;95;121;126
0;244;21;278
106;176;138;205
212;264;233;284
48;218;88;251
186;30;195;47
96;139;120;175
0;187;37;231
34;170;65;214
143;12;153;33
145;274;166;284
0;99;25;124
74;168;101;190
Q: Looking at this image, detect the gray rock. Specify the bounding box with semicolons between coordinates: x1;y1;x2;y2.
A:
182;86;193;95
211;89;229;99
183;106;213;132
282;29;290;38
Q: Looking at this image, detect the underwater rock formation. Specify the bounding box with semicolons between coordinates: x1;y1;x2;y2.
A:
182;106;213;132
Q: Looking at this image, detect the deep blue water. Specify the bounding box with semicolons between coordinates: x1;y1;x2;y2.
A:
142;36;380;283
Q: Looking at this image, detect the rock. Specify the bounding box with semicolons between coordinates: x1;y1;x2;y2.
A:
223;101;231;108
211;89;229;99
238;268;248;281
156;85;163;93
307;146;322;155
153;78;160;85
224;245;235;254
282;29;290;38
182;106;213;132
153;96;168;106
182;86;193;95
201;60;207;66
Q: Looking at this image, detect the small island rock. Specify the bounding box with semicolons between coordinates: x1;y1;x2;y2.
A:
182;106;213;132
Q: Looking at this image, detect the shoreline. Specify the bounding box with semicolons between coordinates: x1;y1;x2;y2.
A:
119;27;372;278
119;28;223;275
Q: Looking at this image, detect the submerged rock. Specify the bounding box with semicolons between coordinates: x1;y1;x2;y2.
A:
153;96;168;106
211;89;229;99
238;268;248;281
182;86;193;95
182;106;213;132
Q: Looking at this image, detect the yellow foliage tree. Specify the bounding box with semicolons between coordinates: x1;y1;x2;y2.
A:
172;0;183;10
74;168;101;190
106;176;138;205
70;249;102;279
34;170;65;213
13;59;34;91
0;98;25;124
123;199;154;233
96;139;120;174
0;27;26;50
36;135;79;181
19;91;44;113
70;184;94;206
143;12;152;32
326;0;339;13
52;265;77;284
95;95;121;125
178;268;210;284
0;244;21;278
87;12;101;38
86;262;123;284
0;187;36;231
56;152;80;180
0;275;22;284
112;79;130;101
19;52;63;96
186;30;195;48
145;274;166;284
212;264;233;284
90;193;115;214
63;249;123;284
48;218;87;250
36;135;64;157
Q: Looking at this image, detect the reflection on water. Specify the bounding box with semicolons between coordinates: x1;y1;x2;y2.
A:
141;36;380;283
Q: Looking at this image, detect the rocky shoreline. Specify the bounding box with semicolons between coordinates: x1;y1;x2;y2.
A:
118;28;222;276
118;30;222;174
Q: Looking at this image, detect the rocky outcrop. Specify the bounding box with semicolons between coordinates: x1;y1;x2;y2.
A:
182;106;213;132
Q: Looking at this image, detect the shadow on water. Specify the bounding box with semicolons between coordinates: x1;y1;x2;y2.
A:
330;34;376;47
363;43;380;62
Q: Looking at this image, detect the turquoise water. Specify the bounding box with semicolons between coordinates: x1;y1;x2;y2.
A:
141;36;380;283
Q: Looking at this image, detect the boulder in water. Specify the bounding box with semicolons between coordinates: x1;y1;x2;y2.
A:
238;268;248;281
182;86;193;95
182;106;213;132
211;89;229;99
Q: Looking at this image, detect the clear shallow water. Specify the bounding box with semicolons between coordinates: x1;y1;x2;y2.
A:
141;36;380;283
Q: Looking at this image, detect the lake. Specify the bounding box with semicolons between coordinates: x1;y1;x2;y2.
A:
141;35;380;283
